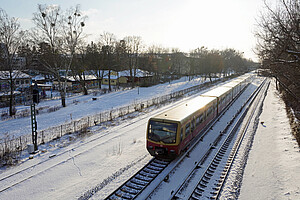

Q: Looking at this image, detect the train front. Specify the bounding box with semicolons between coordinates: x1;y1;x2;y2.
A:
146;119;180;159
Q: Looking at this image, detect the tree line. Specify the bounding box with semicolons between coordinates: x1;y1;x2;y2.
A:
255;0;300;144
0;4;256;116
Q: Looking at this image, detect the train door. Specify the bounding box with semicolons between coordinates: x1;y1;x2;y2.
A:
178;127;184;154
216;97;220;115
213;101;218;117
191;118;196;137
180;127;183;142
181;122;191;150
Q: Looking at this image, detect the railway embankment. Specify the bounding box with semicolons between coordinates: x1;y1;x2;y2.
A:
0;76;231;166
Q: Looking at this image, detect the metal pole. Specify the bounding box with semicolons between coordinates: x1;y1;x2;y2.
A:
30;103;38;151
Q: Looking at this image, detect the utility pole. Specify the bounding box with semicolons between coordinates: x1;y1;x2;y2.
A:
31;82;39;152
30;103;38;151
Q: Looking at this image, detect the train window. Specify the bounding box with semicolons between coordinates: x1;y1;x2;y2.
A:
191;119;195;132
196;114;204;126
207;108;212;117
148;120;177;144
196;116;200;126
200;114;204;123
185;123;190;137
180;128;183;141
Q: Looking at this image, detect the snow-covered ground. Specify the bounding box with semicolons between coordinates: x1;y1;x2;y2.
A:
0;76;210;139
239;81;300;200
0;75;220;199
0;76;299;200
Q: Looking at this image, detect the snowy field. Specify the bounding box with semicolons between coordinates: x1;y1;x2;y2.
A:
0;76;299;200
0;76;211;139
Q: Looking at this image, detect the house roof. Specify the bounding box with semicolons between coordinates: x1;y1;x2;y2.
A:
0;70;31;80
66;75;99;82
102;74;118;79
118;69;153;77
32;75;45;81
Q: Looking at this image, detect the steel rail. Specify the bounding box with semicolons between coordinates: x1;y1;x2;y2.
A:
170;78;268;200
138;80;252;200
211;79;270;199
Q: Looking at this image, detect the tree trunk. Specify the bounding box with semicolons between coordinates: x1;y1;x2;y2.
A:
9;93;14;116
81;72;88;95
9;76;15;116
61;92;66;107
58;79;67;107
108;69;111;92
130;66;134;88
83;86;88;95
98;70;102;89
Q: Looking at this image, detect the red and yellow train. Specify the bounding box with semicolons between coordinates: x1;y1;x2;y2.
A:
146;74;252;159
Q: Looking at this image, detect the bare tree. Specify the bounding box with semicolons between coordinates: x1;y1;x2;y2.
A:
255;0;300;72
32;4;86;107
255;0;300;88
71;44;89;95
170;48;185;76
98;31;117;92
86;41;103;89
0;8;27;116
63;6;87;95
123;36;143;88
255;0;300;144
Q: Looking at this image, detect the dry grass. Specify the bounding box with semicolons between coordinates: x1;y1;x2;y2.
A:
281;89;300;147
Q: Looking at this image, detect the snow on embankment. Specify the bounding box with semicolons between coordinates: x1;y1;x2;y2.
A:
239;80;300;199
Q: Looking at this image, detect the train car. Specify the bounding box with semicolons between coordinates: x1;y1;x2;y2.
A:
201;86;233;114
222;79;245;99
146;74;252;159
222;74;251;99
146;96;217;159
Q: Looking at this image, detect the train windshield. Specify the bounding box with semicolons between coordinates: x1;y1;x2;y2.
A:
148;120;177;144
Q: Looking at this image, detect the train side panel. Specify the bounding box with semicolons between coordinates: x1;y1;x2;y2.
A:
178;98;217;154
146;73;253;159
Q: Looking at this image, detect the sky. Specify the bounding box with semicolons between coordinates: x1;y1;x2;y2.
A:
0;0;266;61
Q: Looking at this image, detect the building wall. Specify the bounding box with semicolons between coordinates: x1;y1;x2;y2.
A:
0;78;31;92
102;78;118;85
118;77;128;84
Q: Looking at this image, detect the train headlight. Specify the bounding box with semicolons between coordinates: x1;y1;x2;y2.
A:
170;150;175;154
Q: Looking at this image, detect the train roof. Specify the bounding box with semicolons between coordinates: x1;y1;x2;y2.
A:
223;73;251;86
201;85;232;97
222;78;244;88
236;73;251;80
201;74;250;97
222;81;241;88
151;96;216;123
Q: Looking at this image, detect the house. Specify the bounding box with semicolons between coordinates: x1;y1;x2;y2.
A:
0;70;31;92
60;75;100;92
52;70;101;92
118;76;128;84
102;71;118;86
0;70;32;107
118;69;154;86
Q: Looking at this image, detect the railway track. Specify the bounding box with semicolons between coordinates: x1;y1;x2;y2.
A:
0;111;156;193
170;79;270;199
105;158;170;200
104;79;256;200
0;79;221;195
